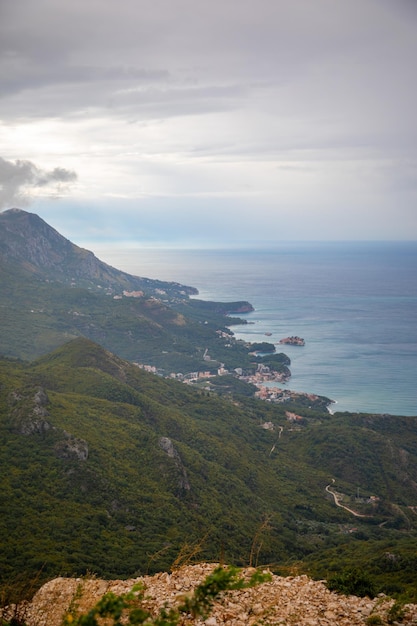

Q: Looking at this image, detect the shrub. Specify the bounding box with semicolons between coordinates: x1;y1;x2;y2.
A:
387;601;405;624
326;569;376;598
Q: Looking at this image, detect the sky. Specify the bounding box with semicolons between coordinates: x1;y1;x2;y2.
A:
0;0;416;248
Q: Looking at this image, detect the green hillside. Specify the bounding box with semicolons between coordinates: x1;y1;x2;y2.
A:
1;210;417;606
0;253;250;368
1;338;417;602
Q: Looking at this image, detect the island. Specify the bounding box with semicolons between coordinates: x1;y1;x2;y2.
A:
279;336;305;346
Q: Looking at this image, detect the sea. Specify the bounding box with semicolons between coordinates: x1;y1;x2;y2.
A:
93;242;417;417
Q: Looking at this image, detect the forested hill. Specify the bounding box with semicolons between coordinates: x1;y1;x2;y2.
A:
1;337;417;602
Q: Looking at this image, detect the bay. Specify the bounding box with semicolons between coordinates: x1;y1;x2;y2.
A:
93;242;417;416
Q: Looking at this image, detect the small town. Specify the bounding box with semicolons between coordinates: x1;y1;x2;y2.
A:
134;342;331;408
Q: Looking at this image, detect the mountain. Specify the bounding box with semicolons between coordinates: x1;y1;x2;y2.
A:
0;208;197;297
1;337;417;603
0;208;256;371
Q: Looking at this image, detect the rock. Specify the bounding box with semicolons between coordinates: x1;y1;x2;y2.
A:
159;436;177;458
54;432;89;461
158;436;190;491
6;563;417;626
9;387;52;435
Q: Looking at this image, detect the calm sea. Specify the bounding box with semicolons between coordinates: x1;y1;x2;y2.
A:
94;242;417;417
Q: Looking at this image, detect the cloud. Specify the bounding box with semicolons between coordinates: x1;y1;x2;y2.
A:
0;157;77;209
0;0;416;242
1;0;412;124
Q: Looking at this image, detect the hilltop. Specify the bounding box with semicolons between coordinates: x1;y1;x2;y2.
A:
5;563;417;626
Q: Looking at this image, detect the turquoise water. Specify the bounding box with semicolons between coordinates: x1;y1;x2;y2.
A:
95;242;417;416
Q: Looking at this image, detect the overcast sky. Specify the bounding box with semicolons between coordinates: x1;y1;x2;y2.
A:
0;0;416;247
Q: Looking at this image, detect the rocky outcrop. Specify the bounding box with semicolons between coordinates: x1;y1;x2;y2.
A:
8;386;88;460
54;431;89;461
9;387;52;435
159;436;191;491
4;563;417;626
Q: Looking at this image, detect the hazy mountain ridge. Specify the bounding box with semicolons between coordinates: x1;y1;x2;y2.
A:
0;208;197;297
0;209;255;370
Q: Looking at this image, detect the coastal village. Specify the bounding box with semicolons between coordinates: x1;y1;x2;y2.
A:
116;289;331;409
135;333;332;409
135;358;331;408
136;355;289;389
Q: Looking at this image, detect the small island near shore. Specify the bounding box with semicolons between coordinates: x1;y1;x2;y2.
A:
279;336;305;346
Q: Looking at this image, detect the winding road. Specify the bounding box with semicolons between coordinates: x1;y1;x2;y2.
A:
325;479;369;518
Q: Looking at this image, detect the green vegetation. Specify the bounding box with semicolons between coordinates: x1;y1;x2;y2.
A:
1;338;417;606
326;569;376;598
253;352;290;367
202;374;258;397
387;601;406;624
248;342;276;354
0;255;265;374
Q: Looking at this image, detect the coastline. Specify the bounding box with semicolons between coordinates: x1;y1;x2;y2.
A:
96;245;417;417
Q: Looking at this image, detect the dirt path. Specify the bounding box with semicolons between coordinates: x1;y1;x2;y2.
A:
269;426;283;455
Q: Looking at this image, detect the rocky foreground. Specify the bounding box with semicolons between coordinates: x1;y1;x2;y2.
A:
4;563;417;626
